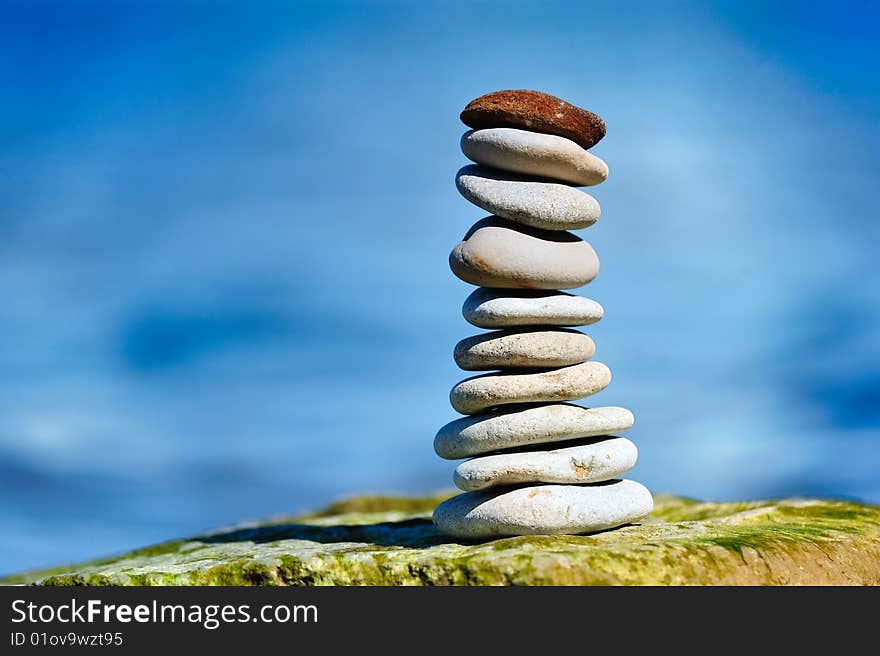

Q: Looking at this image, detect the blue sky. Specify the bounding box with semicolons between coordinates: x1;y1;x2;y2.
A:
1;0;879;573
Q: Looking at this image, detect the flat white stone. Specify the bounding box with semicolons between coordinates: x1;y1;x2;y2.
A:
433;480;654;538
461;128;609;186
449;217;599;290
434;404;634;459
454;328;594;371
456;165;601;231
454;437;638;491
463;288;604;328
449;362;611;415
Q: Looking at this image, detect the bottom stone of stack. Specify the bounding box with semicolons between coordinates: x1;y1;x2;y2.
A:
433;480;653;539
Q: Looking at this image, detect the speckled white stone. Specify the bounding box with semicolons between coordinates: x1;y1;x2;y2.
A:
433;479;654;538
463;288;604;328
434;404;634;459
453;437;638;491
454;328;594;371
449;217;599;290
461;128;609;186
455;165;601;230
449;362;611;415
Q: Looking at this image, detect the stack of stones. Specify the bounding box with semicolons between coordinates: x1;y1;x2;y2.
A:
433;90;653;539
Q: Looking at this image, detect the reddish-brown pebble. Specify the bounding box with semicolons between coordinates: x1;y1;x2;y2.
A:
461;90;606;150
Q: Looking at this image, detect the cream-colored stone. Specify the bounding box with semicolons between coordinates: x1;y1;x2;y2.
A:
433;480;654;538
434;404;634;459
454;328;594;371
449;361;611;415
462;288;604;328
449;217;599;290
455;164;600;230
453;437;638;490
461;128;608;186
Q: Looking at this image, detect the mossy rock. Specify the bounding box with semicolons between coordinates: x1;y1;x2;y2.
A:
5;494;880;585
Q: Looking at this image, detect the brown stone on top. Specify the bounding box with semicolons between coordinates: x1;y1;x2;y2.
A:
461;90;606;150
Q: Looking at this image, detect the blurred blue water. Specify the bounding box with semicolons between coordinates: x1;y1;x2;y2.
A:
2;0;879;573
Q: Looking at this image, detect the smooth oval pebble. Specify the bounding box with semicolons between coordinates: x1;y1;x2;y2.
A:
454;328;594;371
449;217;599;290
433;479;653;538
454;436;638;491
449;361;611;415
456;165;600;231
463;288;604;328
460;89;606;150
461;128;608;186
434;404;634;459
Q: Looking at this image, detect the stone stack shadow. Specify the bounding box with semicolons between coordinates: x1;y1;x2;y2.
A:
433;90;653;539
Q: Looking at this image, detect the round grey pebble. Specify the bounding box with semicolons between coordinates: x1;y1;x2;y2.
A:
453;436;638;491
454;328;595;371
449;217;599;290
461;128;609;186
433;479;654;538
463;288;604;328
455;164;600;230
434;404;634;459
449;361;611;415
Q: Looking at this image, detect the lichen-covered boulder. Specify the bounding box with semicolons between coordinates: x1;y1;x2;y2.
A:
5;494;880;585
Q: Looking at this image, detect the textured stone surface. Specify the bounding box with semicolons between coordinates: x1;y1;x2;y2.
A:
453;437;637;490
454;328;594;371
456;165;600;230
7;494;880;585
450;362;611;415
461;90;606;150
434;480;653;538
449;217;599;290
463;288;604;328
461;128;608;186
435;404;635;459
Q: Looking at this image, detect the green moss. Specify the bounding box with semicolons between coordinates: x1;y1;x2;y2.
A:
6;494;880;586
654;500;765;522
199;561;277;586
40;573;114;586
3;538;196;585
775;501;879;524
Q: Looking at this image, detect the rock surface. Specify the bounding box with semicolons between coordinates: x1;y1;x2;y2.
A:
449;217;599;290
450;362;612;415
460;90;606;150
453;437;638;490
9;494;879;585
463;288;604;328
434;404;634;459
462;128;608;186
454;328;595;370
456;165;601;230
434;480;653;538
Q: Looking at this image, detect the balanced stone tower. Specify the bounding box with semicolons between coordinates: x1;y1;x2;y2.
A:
433;90;653;538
